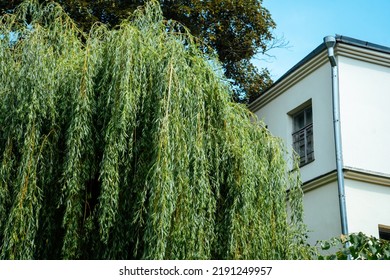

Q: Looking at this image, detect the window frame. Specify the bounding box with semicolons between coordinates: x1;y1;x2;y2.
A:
292;105;314;167
379;224;390;241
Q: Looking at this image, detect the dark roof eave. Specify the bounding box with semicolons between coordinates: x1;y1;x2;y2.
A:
335;34;390;54
264;43;327;93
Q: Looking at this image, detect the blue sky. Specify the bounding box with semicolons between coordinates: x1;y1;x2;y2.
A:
256;0;390;80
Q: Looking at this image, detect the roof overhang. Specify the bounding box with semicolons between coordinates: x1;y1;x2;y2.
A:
248;35;390;112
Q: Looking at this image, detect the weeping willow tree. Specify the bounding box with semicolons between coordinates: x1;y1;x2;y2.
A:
0;0;312;260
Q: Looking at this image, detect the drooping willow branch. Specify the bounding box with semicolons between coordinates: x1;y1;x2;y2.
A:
0;0;312;260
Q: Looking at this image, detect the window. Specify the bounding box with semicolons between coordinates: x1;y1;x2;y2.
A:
292;106;314;166
379;224;390;241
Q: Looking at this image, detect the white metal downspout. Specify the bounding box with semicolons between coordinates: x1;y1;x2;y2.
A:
324;36;349;237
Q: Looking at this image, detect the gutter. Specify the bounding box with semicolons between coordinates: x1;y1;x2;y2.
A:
324;36;349;237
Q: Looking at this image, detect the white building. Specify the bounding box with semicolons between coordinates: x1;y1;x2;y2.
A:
249;35;390;244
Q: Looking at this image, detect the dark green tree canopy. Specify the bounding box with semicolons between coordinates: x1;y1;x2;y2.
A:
1;0;275;102
0;0;310;260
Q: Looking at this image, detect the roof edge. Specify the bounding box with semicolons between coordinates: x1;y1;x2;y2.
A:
248;35;390;110
335;35;390;54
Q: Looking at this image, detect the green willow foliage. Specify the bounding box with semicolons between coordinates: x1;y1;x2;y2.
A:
0;0;311;260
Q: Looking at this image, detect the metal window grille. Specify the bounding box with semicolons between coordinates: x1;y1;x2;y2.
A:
292;107;314;166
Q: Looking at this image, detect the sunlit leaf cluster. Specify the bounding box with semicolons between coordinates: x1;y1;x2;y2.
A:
0;0;310;259
318;232;390;260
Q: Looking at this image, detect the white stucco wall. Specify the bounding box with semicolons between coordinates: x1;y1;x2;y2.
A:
303;181;341;244
345;179;390;237
254;63;336;183
338;56;390;176
253;46;390;245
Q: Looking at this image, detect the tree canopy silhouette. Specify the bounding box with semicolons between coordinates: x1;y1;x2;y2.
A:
1;0;276;102
0;0;310;260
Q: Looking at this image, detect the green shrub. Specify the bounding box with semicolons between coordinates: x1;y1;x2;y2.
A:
318;232;390;260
